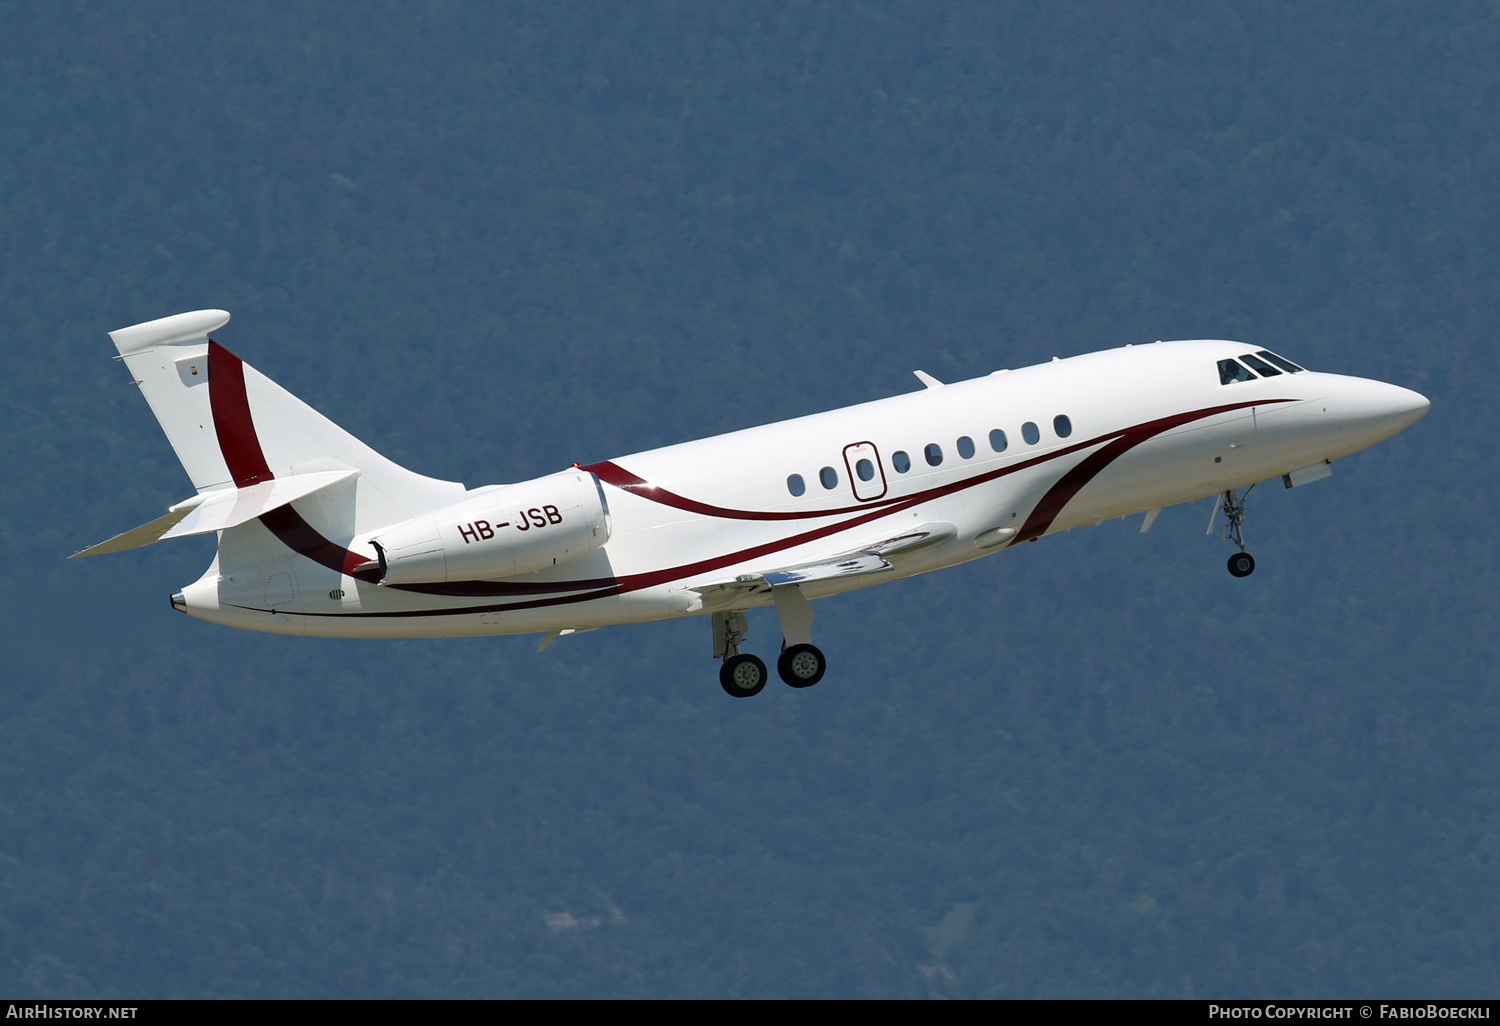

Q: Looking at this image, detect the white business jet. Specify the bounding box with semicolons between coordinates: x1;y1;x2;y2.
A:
77;310;1428;697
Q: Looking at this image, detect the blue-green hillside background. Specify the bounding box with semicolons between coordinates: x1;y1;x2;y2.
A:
2;1;1496;997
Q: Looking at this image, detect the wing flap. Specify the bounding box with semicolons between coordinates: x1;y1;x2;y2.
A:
869;522;956;556
690;521;956;608
763;552;892;586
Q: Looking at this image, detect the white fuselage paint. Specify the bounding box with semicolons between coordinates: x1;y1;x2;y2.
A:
179;340;1428;638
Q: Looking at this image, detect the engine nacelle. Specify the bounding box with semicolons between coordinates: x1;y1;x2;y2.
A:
369;470;610;584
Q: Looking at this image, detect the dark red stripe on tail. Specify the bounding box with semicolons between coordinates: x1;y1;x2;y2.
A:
207;340;274;487
207;341;377;576
258;506;377;579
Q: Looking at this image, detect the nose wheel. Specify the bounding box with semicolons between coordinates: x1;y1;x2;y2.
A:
1227;551;1255;577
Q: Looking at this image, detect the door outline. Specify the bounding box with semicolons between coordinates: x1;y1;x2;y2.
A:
842;441;888;501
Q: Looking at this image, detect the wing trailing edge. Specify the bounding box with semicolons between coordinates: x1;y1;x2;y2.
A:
690;522;956;609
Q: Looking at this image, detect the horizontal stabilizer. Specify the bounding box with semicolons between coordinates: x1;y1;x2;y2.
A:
71;469;355;558
71;508;195;557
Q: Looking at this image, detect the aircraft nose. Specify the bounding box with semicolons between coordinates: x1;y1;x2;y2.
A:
1393;383;1431;424
1331;377;1430;446
1365;380;1430;431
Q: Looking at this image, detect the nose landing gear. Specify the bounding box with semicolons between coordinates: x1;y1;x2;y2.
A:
1210;486;1256;577
1227;550;1256;578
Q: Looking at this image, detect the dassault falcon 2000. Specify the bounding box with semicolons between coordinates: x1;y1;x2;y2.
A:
77;310;1429;697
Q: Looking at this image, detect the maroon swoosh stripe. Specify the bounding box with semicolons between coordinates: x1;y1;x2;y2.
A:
398;428;1097;601
393;577;618;596
208;340;378;578
258;506;378;579
208;341;274;487
1012;401;1278;543
1014;433;1141;543
582;399;1282;527
275;398;1290;618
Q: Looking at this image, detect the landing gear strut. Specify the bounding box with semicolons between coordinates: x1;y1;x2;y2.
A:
1211;485;1256;577
771;585;826;689
712;610;767;697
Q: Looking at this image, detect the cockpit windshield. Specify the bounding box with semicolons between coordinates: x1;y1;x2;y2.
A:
1255;350;1305;373
1218;359;1256;385
1240;353;1282;377
1218;349;1308;385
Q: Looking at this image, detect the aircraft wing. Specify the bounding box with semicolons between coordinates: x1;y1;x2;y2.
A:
690;521;955;609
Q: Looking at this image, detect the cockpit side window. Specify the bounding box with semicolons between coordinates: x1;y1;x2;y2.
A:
1240;353;1282;377
1218;359;1255;384
1256;350;1305;373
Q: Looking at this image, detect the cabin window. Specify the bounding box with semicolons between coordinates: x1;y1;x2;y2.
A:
1240;353;1281;377
787;474;805;497
989;429;1008;453
1022;422;1040;445
855;458;875;482
1053;415;1072;438
892;450;911;473
1256;350;1305;373
1218;359;1255;384
924;443;943;467
819;466;839;489
956;436;975;459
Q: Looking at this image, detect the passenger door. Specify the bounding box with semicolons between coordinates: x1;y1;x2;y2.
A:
842;441;888;501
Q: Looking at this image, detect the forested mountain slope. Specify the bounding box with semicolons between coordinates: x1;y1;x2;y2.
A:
0;1;1495;997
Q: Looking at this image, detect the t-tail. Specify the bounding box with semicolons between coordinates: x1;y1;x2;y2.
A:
73;309;468;585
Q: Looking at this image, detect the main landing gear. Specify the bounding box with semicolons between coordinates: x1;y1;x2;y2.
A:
720;652;769;697
778;643;827;688
712;585;828;698
1211;485;1257;577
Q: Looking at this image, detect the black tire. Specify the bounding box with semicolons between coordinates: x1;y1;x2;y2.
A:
777;643;827;688
719;654;768;697
1227;551;1256;577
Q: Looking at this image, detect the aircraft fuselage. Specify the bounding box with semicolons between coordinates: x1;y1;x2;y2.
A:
176;339;1428;639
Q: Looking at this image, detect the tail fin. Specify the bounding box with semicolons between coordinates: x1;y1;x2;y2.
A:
102;310;465;540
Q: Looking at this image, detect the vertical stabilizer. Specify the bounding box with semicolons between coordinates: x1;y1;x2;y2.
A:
108;310;466;539
110;310;233;491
